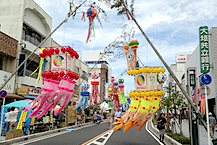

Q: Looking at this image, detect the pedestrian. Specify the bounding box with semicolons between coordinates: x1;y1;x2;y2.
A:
157;113;167;143
107;108;113;129
93;111;97;124
2;108;11;135
209;112;216;137
96;112;102;124
171;116;176;133
9;107;21;131
115;109;122;121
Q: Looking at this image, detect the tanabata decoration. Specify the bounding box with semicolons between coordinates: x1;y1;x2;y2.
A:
118;78;128;111
91;72;100;104
108;87;114;114
27;46;79;119
113;81;120;112
86;6;97;43
76;83;90;112
113;43;167;132
124;40;139;70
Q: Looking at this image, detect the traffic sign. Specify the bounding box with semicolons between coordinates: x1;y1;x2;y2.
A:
201;74;212;85
0;90;7;98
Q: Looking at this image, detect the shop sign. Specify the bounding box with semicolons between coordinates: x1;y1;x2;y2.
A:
199;26;210;74
28;87;42;96
17;88;29;95
0;71;15;93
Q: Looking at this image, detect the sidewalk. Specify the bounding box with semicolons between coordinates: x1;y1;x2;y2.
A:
179;119;217;145
0;136;5;141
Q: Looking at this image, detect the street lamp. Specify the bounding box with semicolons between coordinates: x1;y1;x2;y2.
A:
190;70;196;86
187;67;199;145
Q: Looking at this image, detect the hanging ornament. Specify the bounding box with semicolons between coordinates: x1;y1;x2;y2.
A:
90;72;100;104
76;83;90;112
27;46;80;119
86;6;97;43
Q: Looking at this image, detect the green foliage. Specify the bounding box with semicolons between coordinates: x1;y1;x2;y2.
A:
161;86;186;112
167;132;190;144
60;122;67;125
8;129;23;133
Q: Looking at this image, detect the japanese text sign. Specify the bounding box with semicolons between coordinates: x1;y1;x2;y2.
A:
199;26;210;74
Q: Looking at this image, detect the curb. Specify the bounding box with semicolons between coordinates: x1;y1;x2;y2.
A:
0;122;94;145
147;120;182;145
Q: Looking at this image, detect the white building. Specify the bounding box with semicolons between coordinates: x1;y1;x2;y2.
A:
82;50;111;102
0;0;52;99
168;53;190;91
185;27;217;114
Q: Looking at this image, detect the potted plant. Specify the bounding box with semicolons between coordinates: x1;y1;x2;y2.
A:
6;129;23;140
60;122;67;128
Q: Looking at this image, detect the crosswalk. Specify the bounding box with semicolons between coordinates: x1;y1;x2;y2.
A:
83;130;114;145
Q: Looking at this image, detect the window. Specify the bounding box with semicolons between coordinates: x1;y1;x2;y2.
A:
75;66;79;73
25;60;39;79
0;54;7;71
22;23;44;46
81;70;87;81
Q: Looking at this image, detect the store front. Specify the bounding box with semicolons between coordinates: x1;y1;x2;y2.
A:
17;86;41;100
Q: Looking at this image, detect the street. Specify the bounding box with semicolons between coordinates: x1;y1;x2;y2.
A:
14;122;160;145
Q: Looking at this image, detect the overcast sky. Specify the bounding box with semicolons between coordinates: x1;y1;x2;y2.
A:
34;0;217;92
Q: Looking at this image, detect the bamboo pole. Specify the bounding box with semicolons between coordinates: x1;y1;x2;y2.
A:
122;3;208;131
0;0;88;91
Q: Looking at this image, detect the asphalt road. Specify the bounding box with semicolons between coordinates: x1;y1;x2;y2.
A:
19;122;159;145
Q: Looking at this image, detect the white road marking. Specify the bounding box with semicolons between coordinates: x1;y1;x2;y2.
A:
86;130;114;145
146;122;164;145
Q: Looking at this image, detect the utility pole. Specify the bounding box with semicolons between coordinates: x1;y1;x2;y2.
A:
187;67;199;145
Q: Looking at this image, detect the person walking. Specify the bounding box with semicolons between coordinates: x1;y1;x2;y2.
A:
115;109;122;121
2;108;11;135
157;113;167;143
93;111;98;124
9;107;21;131
107;108;113;129
209;112;216;137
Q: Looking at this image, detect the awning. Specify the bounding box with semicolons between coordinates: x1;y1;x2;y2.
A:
22;95;38;99
0;93;24;99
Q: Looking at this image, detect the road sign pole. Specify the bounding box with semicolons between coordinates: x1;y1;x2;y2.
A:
0;97;5;136
205;85;211;145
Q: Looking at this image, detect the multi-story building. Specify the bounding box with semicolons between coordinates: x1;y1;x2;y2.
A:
185;27;217;115
0;0;52;99
168;53;190;91
0;31;23;105
82;50;111;102
0;0;89;104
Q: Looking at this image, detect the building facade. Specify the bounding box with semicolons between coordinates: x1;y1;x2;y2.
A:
82;50;111;103
168;53;190;91
0;31;23;105
185;27;217;115
0;0;52;99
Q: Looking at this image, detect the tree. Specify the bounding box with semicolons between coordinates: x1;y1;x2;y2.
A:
161;86;186;134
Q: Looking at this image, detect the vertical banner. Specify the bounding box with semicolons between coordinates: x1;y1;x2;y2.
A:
199;26;210;74
147;73;157;91
17;112;28;130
